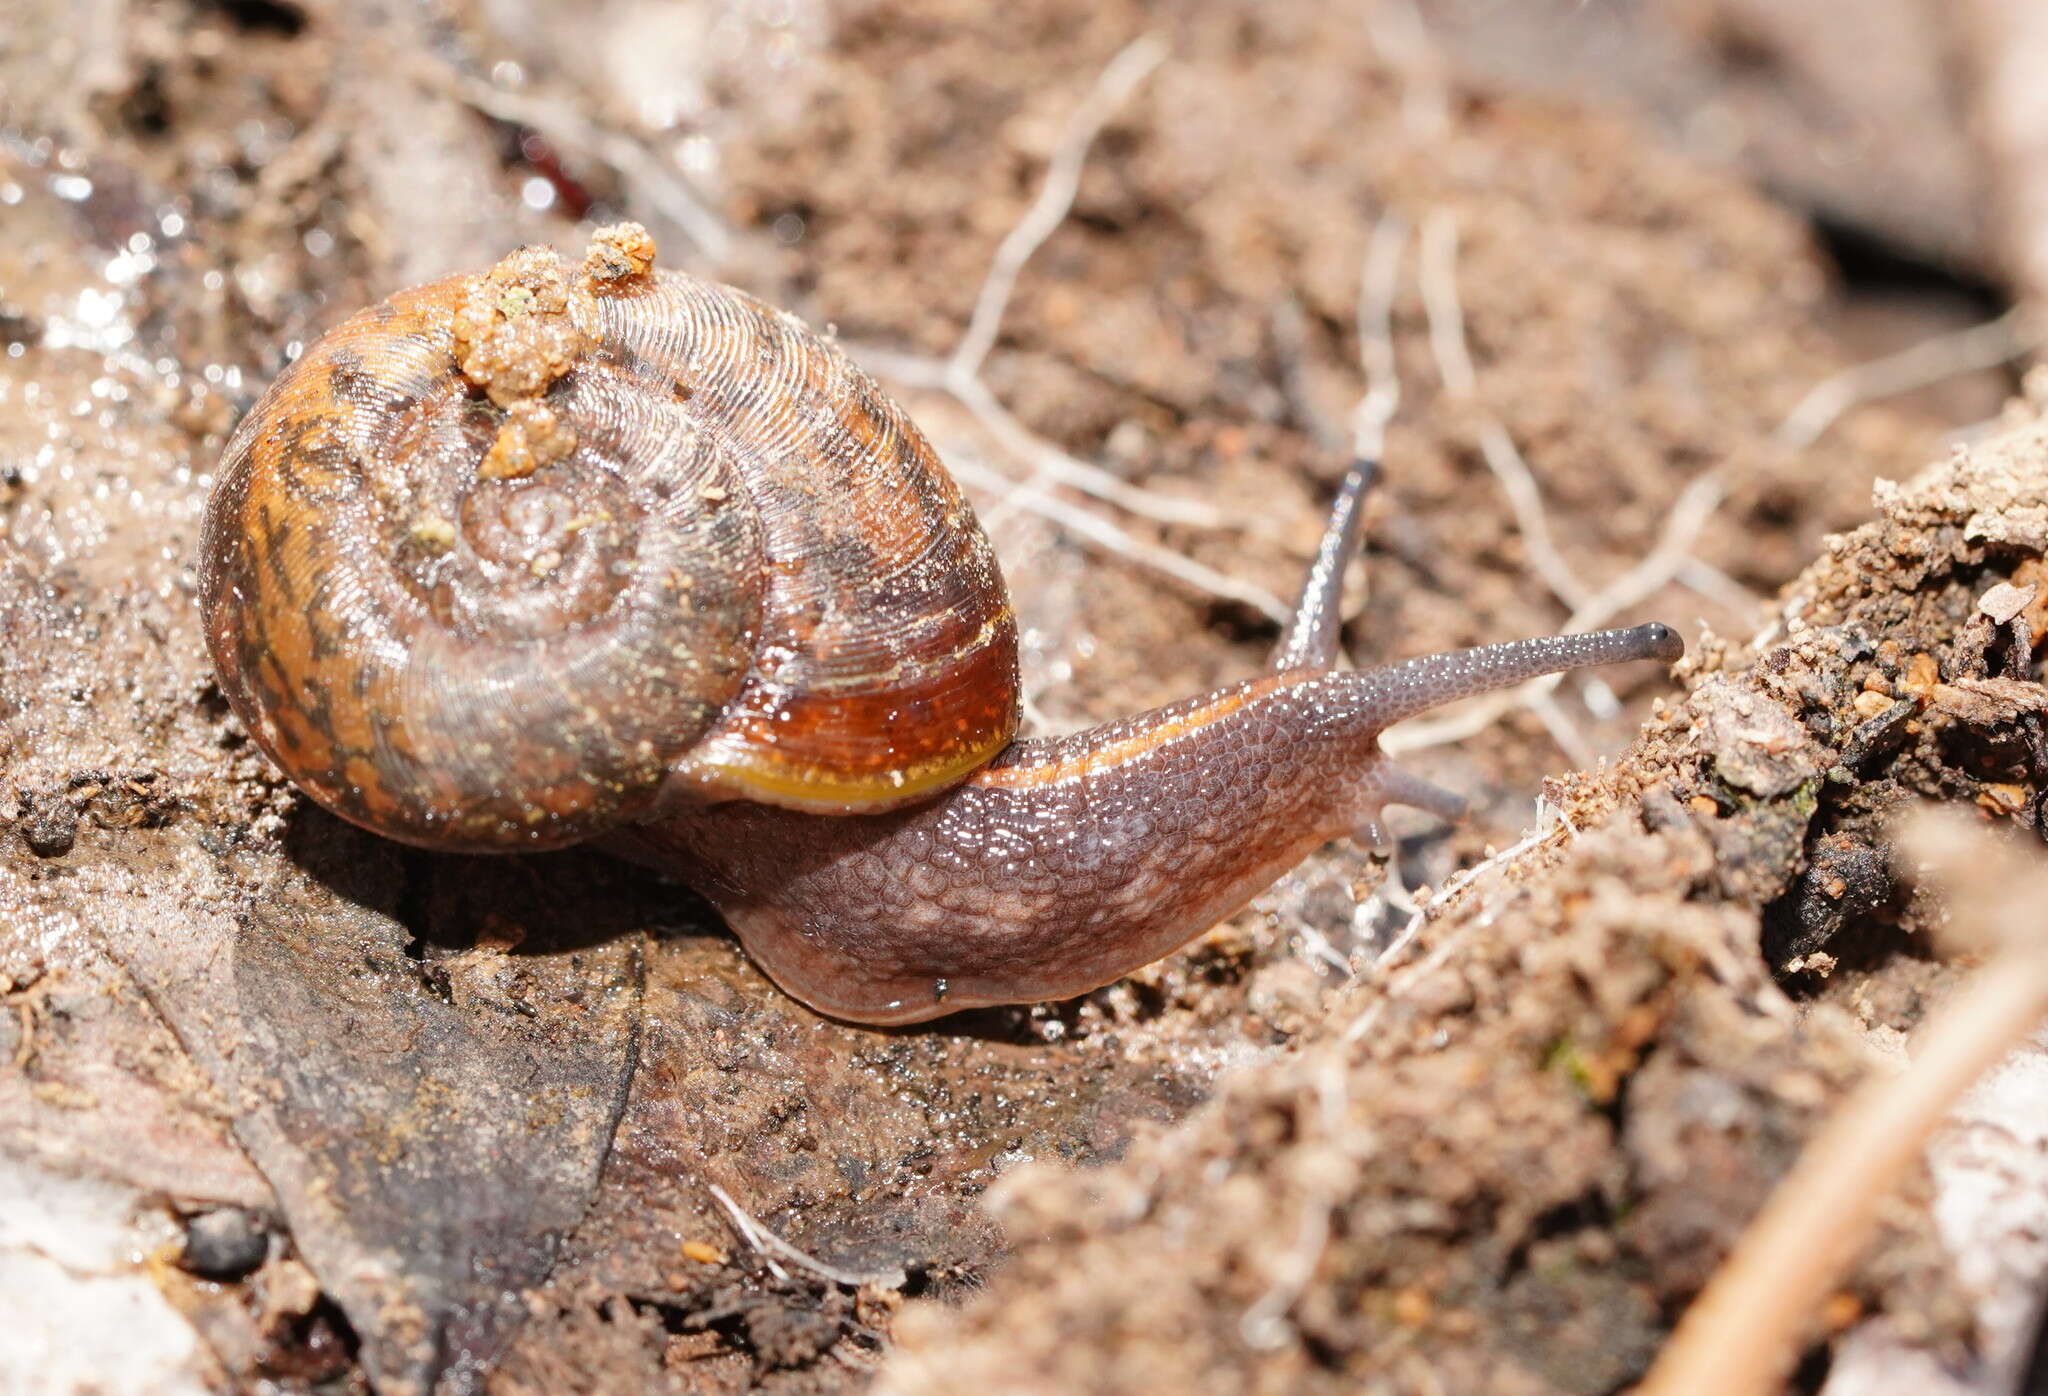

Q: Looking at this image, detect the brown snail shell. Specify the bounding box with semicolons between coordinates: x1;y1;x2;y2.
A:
199;230;1019;852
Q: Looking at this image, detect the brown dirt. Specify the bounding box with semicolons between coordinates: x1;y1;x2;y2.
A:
0;2;2028;1394
1415;0;1993;278
881;416;2048;1395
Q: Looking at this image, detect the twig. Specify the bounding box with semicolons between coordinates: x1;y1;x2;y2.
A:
1417;210;1591;610
707;1184;907;1291
1774;306;2038;453
946;454;1290;622
1638;811;2048;1394
948;35;1168;385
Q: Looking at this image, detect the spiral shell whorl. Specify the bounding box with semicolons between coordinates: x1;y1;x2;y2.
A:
597;271;1019;810
200;229;1020;851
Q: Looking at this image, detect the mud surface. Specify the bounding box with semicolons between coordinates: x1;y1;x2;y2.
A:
0;2;2032;1393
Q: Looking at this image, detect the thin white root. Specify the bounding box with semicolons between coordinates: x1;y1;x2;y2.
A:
1418;210;1591;611
1677;556;1764;617
1354;215;1409;463
1775;306;2038;452
708;1183;907;1291
948;35;1169;385
834;34;1323;621
850;344;1228;531
948;455;1290;622
1364;0;1451;138
1343;820;1560;1046
948;375;1228;531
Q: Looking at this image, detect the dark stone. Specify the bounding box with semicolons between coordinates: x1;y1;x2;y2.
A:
0;304;37;347
18;795;76;858
182;1206;270;1279
1764;831;1897;965
1839;697;1917;768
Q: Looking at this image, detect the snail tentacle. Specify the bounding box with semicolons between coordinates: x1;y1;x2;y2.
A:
1271;457;1378;673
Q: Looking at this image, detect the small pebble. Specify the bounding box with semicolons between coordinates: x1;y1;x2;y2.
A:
19;800;75;858
181;1207;270;1279
1978;580;2037;626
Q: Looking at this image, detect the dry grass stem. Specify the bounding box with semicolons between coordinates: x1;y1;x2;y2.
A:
708;1184;907;1291
1775;306;2038;452
1418;210;1592;610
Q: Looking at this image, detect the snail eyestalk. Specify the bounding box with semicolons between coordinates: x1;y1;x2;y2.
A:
1343;623;1683;732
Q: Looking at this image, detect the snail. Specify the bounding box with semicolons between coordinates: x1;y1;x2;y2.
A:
199;224;1682;1025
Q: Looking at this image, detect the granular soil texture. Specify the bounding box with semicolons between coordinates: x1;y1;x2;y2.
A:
0;1;2009;1392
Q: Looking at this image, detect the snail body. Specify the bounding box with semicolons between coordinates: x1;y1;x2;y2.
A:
201;227;1681;1024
